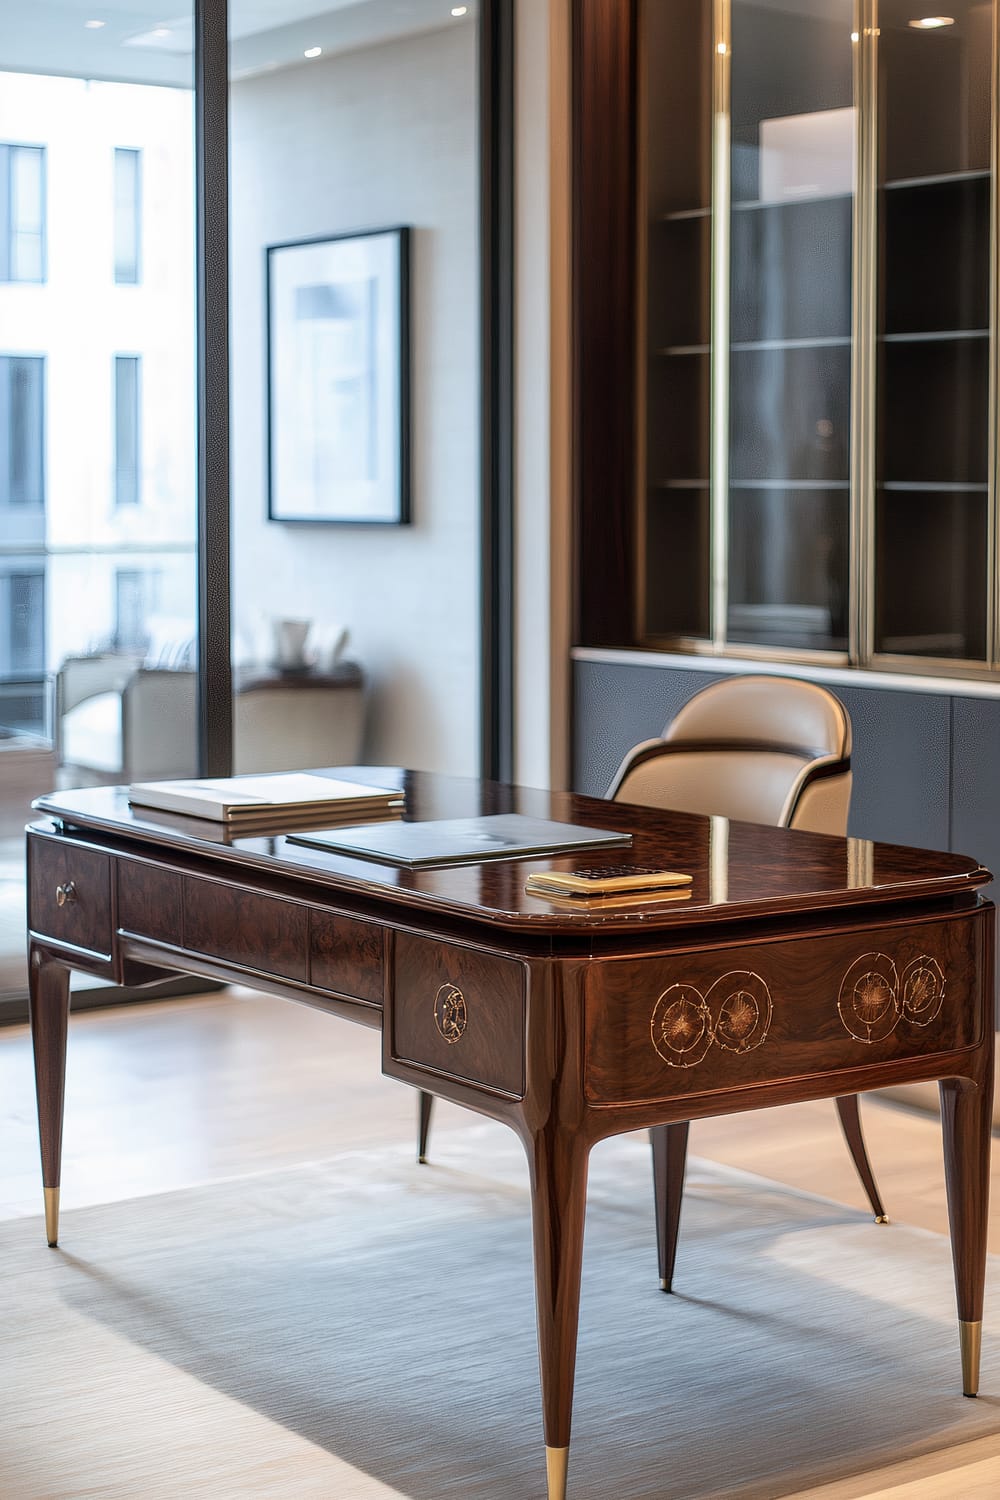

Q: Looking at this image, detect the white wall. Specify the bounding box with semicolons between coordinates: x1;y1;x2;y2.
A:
230;23;480;776
513;0;572;791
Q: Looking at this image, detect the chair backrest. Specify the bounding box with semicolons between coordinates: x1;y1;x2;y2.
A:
606;675;852;834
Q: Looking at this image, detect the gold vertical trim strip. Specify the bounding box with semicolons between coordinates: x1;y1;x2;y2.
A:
988;0;999;665
850;0;877;666
710;0;732;651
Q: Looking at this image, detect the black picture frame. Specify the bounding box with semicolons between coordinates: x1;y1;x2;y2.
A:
266;225;410;525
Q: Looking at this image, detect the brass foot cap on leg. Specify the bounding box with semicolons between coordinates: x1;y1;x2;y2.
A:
546;1445;569;1500
417;1155;428;1165
874;1214;889;1225
660;1277;672;1292
960;1320;982;1397
44;1186;60;1248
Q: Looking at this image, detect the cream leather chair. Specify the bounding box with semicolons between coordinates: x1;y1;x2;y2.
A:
606;674;885;1291
417;674;885;1287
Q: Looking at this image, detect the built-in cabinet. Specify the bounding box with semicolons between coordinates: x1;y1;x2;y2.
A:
579;0;998;675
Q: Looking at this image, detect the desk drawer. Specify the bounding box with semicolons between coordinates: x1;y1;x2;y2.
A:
183;876;308;982
310;910;383;1004
118;859;183;944
391;932;525;1096
28;835;112;957
584;908;988;1105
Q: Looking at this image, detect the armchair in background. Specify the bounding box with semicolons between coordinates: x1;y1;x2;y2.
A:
55;646;367;788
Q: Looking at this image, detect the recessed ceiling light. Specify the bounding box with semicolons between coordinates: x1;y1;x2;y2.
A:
451;5;469;15
84;18;105;27
908;15;955;27
304;46;322;58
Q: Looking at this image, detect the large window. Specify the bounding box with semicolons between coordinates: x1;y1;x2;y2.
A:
0;354;44;508
0;141;44;282
115;566;159;650
7;568;43;669
113;146;141;284
0;51;197;1002
114;353;141;506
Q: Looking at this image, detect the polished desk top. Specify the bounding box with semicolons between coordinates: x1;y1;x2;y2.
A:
34;766;990;935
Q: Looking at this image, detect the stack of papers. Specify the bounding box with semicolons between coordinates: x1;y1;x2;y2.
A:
128;773;403;827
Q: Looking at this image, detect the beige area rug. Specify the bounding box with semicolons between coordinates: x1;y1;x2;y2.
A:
3;1124;1000;1500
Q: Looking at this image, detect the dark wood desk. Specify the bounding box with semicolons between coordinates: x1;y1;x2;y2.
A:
25;770;995;1500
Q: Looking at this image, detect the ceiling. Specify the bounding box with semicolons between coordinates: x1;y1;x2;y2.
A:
0;0;477;87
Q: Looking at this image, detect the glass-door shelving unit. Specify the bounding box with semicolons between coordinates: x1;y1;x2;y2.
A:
637;0;999;679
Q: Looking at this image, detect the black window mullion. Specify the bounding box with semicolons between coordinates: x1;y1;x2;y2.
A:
194;0;232;778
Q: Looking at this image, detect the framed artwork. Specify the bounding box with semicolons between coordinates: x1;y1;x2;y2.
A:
266;226;410;525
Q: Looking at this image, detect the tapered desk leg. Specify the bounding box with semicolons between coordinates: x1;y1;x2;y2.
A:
28;945;71;1248
834;1095;888;1223
526;1127;590;1500
941;1067;993;1397
417;1089;434;1164
650;1121;689;1291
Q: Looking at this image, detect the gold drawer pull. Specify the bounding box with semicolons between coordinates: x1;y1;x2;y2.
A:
55;881;77;908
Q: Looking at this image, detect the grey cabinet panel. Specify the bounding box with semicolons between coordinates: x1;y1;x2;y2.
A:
951;697;1000;883
572;661;718;796
813;684;951;851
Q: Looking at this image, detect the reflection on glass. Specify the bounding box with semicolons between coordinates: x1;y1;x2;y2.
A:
0;13;197;995
874;0;991;660
727;0;854;651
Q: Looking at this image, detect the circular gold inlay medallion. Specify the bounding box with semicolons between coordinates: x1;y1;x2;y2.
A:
707;971;772;1055
901;956;945;1027
434;982;468;1044
651;984;713;1068
838;953;900;1043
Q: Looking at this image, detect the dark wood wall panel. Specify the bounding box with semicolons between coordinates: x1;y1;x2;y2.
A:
573;0;638;646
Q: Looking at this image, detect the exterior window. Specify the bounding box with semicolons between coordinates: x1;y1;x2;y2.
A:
114;567;159;651
114;354;140;506
8;570;44;670
0;143;45;283
0;355;45;509
113;147;141;284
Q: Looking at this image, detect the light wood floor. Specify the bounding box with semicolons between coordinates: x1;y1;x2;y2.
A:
3;987;1000;1497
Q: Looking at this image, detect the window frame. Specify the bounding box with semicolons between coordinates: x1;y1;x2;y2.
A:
0;142;47;284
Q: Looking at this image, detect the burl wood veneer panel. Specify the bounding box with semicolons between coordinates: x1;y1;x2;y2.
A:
391;931;526;1096
28;835;112;957
117;859;184;946
584;908;988;1105
182;876;309;983
310;910;384;1005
